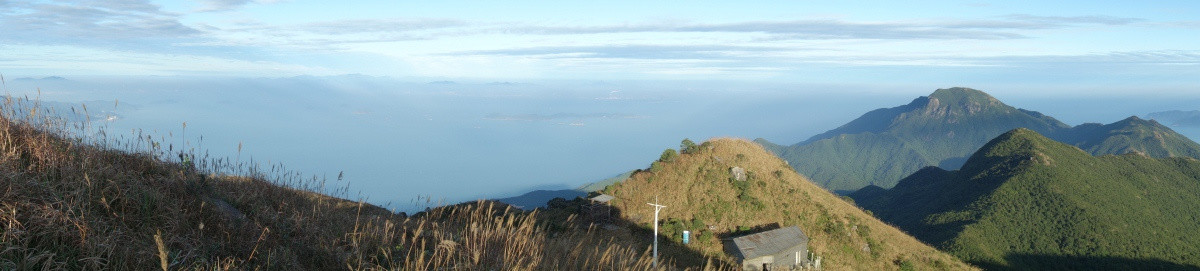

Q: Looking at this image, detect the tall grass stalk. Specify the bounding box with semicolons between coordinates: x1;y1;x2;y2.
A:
0;89;724;270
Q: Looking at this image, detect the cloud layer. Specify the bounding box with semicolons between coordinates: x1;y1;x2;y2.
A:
0;0;198;42
1;1;1196;80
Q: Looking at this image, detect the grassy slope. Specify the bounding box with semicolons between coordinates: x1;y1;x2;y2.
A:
0;100;706;270
852;128;1200;270
604;138;976;271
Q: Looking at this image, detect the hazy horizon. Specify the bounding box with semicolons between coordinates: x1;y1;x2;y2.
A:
4;75;1199;212
4;1;1199;212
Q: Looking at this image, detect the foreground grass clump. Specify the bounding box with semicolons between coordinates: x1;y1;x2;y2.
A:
0;95;709;270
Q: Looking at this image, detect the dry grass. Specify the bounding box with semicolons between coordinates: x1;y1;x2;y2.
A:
0;90;725;270
606;138;979;270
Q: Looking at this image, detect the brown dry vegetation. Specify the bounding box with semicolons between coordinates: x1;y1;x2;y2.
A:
605;138;978;270
0;93;723;270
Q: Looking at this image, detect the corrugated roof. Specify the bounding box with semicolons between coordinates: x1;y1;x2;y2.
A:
732;226;809;260
590;194;615;203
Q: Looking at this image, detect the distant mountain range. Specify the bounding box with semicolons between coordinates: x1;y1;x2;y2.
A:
757;87;1200;192
495;170;633;209
495;189;586;210
1146;110;1200;127
849;128;1200;270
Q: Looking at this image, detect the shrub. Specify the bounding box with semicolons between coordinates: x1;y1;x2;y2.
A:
898;259;916;271
659;149;679;163
681;139;700;154
650;162;665;173
690;218;706;230
697;231;713;244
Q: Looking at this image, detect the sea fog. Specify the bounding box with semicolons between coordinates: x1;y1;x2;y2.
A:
5;76;1198;212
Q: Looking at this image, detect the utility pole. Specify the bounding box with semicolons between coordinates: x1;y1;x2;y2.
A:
647;196;666;268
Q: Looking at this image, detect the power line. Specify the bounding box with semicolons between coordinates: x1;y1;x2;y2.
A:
647;196;666;269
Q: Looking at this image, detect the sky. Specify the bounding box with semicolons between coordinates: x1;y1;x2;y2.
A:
3;1;1200;212
2;0;1199;86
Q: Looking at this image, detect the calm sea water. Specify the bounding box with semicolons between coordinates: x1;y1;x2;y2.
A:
8;76;1198;212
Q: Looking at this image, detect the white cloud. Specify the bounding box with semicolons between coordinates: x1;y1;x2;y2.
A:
0;0;1194;80
0;44;336;76
195;0;253;12
0;0;198;42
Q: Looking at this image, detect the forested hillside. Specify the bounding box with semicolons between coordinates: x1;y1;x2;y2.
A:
851;128;1200;270
758;87;1200;192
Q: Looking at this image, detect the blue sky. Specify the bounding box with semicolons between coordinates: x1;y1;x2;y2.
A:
3;0;1199;86
4;1;1200;210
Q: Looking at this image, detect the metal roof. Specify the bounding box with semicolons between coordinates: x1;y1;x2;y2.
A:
732;226;809;260
590;194;615;203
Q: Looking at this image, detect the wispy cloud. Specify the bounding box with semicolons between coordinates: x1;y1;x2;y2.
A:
1001;14;1143;27
495;14;1142;41
0;44;336;76
288;18;466;35
201;14;1147;52
196;0;253;12
0;0;198;44
195;18;466;50
505;20;1026;40
779;50;1200;68
458;45;800;60
977;50;1200;65
485;113;646;121
0;0;1184;79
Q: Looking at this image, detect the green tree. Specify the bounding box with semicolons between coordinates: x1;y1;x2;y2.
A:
659;149;679;163
681;139;699;154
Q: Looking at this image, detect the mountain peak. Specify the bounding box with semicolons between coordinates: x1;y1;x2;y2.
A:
915;87;1008;118
928;87;997;103
1112;115;1175;132
1114;115;1156;126
980;128;1052;154
769;87;1070;190
960;128;1073;173
1000;127;1041;139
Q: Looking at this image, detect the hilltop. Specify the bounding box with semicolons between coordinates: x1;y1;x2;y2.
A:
850;128;1200;270
758;87;1200;192
602;138;976;270
1056;116;1200;158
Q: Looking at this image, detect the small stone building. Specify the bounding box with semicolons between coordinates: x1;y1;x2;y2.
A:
733;226;809;271
583;194;615;223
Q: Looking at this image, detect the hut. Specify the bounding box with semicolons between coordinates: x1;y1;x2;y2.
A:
583;194;615;223
732;226;809;271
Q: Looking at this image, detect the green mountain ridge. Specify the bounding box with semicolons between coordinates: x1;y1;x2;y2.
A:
757;87;1200;192
1059;116;1200;158
850;128;1200;270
